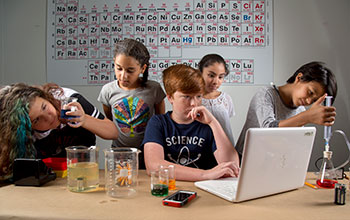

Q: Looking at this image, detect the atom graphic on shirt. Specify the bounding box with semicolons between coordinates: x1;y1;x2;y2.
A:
168;146;201;168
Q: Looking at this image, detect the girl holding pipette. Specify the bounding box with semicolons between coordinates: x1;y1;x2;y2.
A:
236;61;337;158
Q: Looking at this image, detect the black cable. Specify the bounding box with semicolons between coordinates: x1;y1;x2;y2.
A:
314;156;323;170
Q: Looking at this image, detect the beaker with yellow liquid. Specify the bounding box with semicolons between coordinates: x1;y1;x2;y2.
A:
65;146;99;192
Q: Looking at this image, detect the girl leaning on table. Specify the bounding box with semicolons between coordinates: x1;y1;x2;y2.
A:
0;83;118;181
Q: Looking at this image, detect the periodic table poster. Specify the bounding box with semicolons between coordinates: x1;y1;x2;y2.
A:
47;0;273;86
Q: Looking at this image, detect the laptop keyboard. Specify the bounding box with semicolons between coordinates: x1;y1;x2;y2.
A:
198;177;238;199
214;179;238;197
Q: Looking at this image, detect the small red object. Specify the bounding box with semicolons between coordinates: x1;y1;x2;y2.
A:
316;179;338;189
42;158;67;170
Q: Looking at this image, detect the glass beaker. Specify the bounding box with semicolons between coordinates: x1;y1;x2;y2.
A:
104;148;140;198
150;170;169;197
65;146;99;192
159;165;176;190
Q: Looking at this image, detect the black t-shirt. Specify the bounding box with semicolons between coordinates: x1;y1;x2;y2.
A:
34;92;105;158
142;112;218;170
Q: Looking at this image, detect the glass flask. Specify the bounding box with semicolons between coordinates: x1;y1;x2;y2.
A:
316;151;338;189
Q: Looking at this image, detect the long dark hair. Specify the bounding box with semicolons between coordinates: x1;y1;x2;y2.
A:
0;83;62;180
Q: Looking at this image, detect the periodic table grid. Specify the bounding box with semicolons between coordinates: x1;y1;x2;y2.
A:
47;0;273;85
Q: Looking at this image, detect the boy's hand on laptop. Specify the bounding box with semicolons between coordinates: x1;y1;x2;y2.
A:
202;162;240;180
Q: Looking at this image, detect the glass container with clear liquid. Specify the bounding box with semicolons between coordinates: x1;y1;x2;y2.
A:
65;146;99;192
316;150;338;189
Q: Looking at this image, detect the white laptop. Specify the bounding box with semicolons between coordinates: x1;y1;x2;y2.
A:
195;127;316;202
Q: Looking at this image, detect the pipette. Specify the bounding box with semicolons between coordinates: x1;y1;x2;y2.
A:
324;96;333;150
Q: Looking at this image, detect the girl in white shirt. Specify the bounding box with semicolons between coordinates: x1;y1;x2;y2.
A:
198;54;235;145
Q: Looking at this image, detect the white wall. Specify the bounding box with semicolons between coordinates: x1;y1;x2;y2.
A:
1;0;349;171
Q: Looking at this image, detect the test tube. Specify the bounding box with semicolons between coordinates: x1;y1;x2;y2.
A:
324;96;333;144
